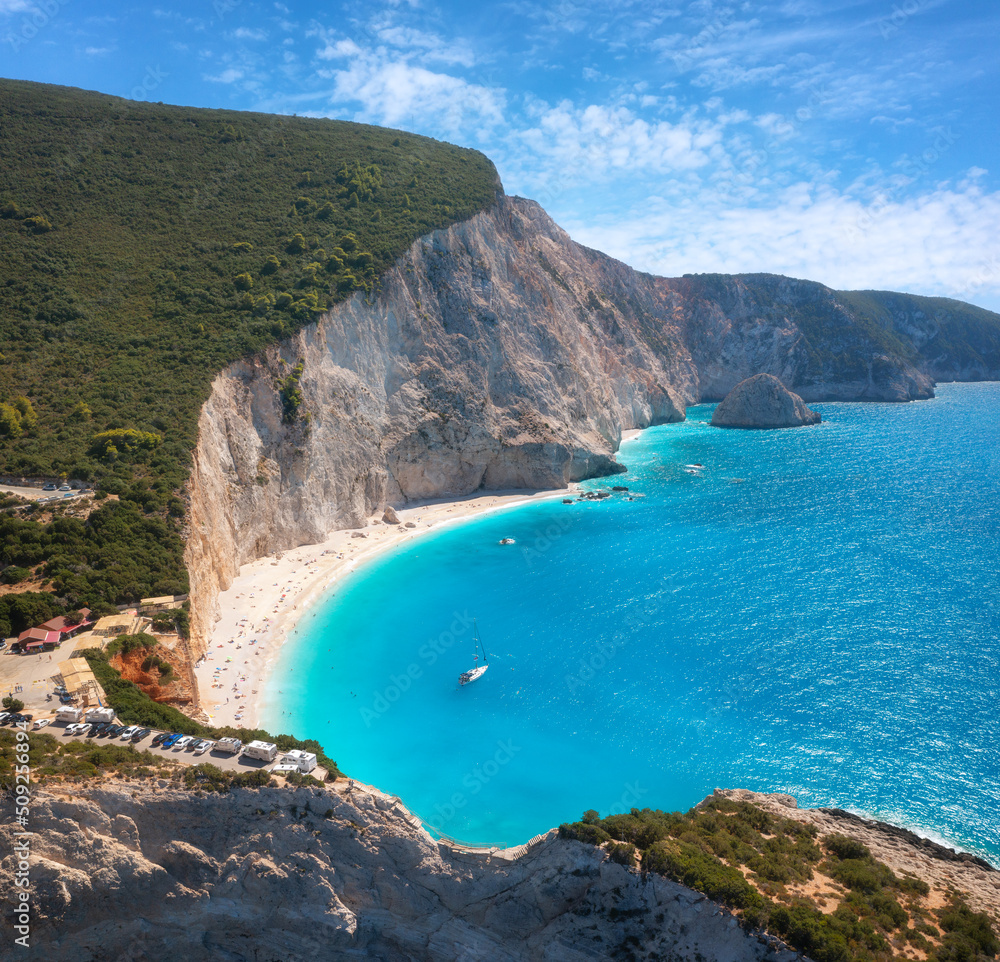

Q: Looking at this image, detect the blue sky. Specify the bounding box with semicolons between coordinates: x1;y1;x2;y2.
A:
3;0;999;311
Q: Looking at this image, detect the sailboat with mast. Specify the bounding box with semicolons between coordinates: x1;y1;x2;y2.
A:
458;621;489;686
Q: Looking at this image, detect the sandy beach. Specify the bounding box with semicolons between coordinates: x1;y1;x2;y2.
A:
194;487;575;729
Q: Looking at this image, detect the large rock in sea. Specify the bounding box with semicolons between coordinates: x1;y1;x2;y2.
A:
711;373;821;429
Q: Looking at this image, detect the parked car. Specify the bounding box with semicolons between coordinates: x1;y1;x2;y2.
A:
0;712;9;724
59;484;71;491
161;733;182;748
62;722;82;735
119;725;139;740
60;694;75;704
173;735;194;750
101;725;121;738
151;731;170;746
193;739;215;756
33;719;50;730
132;728;151;742
42;483;57;491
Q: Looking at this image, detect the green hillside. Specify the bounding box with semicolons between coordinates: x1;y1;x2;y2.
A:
0;79;497;614
836;289;1000;379
0;79;498;485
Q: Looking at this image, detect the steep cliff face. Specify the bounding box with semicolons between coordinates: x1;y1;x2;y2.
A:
186;194;698;647
836;289;1000;382
660;273;935;401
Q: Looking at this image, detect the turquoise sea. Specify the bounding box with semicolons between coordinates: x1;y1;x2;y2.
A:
261;382;1000;859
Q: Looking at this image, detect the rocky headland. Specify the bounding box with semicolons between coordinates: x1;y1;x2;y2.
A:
3;780;996;962
711;374;822;429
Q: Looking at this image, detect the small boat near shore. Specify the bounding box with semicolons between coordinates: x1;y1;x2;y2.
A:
498;537;516;545
459;622;489;686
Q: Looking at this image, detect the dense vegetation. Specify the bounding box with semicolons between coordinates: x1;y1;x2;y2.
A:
80;639;341;779
561;797;998;962
0;727;169;785
0;78;497;610
0;498;186;618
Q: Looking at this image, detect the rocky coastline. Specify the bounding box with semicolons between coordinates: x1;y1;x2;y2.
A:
4;781;995;962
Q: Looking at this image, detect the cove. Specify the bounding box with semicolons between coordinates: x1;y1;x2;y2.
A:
261;382;1000;859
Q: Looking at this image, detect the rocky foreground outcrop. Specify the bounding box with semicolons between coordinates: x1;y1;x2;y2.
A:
3;782;996;962
711;374;822;429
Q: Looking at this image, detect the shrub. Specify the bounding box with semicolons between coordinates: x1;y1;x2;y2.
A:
936;897;999;960
279;359;305;424
1;566;31;585
23;214;53;233
234;272;253;291
12;397;36;430
644;839;765;912
0;403;22;438
825;834;871;861
560;821;611;845
105;632;158;658
826;857;897;894
2;696;24;713
89;428;162;458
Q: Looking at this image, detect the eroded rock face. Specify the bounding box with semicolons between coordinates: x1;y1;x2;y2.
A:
711;373;822;429
5;783;997;961
3;783;781;962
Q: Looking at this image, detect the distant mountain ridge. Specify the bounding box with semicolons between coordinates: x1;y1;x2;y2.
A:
657;272;1000;401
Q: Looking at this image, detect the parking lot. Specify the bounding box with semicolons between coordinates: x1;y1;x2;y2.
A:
42;720;327;778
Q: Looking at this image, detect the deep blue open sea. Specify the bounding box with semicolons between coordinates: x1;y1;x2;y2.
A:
261;382;1000;858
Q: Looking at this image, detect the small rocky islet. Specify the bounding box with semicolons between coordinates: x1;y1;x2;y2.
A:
711;373;822;429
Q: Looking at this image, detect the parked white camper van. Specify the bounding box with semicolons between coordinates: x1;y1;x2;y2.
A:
242;740;278;763
281;749;317;773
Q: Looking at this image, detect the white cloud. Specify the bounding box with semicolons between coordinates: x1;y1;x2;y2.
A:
84;46;115;56
316;37;363;60
373;24;475;67
558;179;1000;309
311;31;505;135
233;27;267;41
206;67;245;84
513;101;723;185
0;0;32;13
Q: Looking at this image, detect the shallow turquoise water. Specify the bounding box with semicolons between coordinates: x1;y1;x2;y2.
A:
261;382;1000;858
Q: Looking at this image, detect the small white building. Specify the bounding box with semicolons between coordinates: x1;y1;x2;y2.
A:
243;740;278;762
271;763;300;776
281;749;317;773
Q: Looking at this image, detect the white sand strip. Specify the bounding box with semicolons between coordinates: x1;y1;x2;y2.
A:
194;487;575;730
